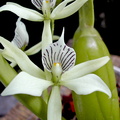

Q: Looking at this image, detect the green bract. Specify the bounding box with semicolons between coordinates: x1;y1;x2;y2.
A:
0;29;111;120
0;0;88;21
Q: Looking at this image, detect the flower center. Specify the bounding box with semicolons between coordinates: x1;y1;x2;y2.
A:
46;0;49;3
51;63;62;83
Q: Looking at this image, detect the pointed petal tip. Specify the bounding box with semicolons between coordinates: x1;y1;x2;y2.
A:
102;56;110;62
61;74;112;99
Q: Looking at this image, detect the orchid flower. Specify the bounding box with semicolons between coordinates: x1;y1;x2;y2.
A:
0;17;42;67
0;17;58;67
0;29;111;120
0;0;88;21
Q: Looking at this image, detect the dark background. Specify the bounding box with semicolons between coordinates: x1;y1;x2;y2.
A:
0;0;119;91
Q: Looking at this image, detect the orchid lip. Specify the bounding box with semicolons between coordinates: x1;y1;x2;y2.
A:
42;29;76;72
31;0;56;10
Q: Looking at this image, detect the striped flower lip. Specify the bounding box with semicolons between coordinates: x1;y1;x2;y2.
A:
31;0;56;10
42;29;76;72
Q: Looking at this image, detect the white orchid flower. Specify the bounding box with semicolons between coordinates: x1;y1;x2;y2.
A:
0;17;59;67
0;0;88;21
0;29;111;120
1;17;43;67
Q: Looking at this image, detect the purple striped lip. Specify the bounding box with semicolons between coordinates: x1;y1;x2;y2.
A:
31;0;56;10
42;39;76;72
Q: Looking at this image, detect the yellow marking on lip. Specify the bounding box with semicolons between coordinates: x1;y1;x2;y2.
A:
53;63;61;66
46;0;49;3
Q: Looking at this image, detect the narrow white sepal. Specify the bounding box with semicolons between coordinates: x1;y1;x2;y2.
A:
61;74;112;98
25;37;58;56
25;42;42;55
0;37;45;79
51;0;87;19
0;2;44;21
50;0;73;19
1;72;53;96
10;62;17;68
48;86;62;120
11;18;29;49
42;20;52;50
61;56;110;81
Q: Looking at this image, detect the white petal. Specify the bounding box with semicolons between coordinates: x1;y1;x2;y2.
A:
10;62;17;68
0;2;44;21
60;74;112;98
42;20;52;50
61;56;110;81
51;0;73;19
0;37;45;79
11;18;29;49
48;86;62;120
51;0;87;19
25;42;42;55
25;37;58;56
42;28;76;72
1;71;53;96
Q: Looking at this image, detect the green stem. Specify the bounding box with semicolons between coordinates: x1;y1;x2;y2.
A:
0;54;47;120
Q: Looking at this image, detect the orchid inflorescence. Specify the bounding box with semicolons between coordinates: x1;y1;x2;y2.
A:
0;0;112;120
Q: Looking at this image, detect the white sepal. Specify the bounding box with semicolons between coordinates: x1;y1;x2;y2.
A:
61;56;110;81
11;18;29;49
0;2;44;21
47;86;62;120
42;20;52;50
1;72;53;96
0;37;45;79
51;0;73;19
25;42;42;55
51;0;87;19
60;74;112;98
